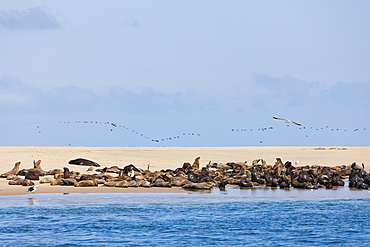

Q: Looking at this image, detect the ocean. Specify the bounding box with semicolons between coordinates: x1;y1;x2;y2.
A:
1;187;370;246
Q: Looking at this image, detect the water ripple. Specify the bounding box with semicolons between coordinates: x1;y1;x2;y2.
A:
0;193;369;246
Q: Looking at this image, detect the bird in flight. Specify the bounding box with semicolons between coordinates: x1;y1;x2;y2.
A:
273;117;301;126
25;10;30;13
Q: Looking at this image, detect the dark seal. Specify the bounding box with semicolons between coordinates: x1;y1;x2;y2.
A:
68;158;100;167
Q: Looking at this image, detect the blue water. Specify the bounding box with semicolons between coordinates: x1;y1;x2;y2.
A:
1;189;370;246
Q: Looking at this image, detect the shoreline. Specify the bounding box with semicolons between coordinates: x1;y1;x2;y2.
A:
2;184;370;201
0;181;186;196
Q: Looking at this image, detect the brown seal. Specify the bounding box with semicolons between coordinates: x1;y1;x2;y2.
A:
115;180;129;187
25;170;42;180
183;182;212;190
40;177;53;184
192;157;200;170
21;179;34;186
8;177;23;185
32;160;48;176
75;180;98;187
6;175;18;180
96;166;121;174
1;162;21;178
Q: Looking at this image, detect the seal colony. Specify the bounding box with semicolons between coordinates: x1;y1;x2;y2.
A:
1;156;369;192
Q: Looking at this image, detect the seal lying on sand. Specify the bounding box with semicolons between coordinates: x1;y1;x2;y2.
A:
1;162;21;178
120;164;141;176
68;158;100;167
2;156;370;192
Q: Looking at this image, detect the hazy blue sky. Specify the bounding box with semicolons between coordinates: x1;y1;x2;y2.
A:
1;1;369;147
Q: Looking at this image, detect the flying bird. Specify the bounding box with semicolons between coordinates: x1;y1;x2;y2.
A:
25;10;30;13
273;117;301;126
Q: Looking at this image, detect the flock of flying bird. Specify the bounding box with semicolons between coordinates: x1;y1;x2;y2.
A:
32;116;367;144
232;117;366;134
57;120;201;143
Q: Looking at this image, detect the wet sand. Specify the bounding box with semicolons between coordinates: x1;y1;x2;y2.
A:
0;179;184;195
0;146;369;196
2;183;370;200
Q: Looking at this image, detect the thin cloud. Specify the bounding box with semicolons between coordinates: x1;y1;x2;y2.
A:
0;77;97;114
0;76;44;113
252;73;320;108
46;86;100;114
0;7;61;31
320;82;370;107
107;87;217;113
0;76;218;115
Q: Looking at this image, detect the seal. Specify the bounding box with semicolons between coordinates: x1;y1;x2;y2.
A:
25;170;42;180
188;171;200;183
6;175;18;180
331;172;345;186
251;166;265;185
218;180;229;190
31;160;48;175
21;179;34;186
278;174;290;189
171;178;188;187
183;182;212;190
63;167;73;179
39;177;53;184
264;170;278;187
318;174;331;185
239;178;253;188
1;161;21;178
138;180;151;187
8;177;23;185
356;181;369;189
114;180;129;187
364;175;370;186
192;157;201;170
121;164;140;176
153;180;171;187
68;158;100;167
51;179;65;186
62;178;77;186
75;180;98;187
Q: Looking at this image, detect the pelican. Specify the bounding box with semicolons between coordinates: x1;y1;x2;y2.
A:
273;117;301;126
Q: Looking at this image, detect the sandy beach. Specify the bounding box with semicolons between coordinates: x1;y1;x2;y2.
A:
0;146;369;195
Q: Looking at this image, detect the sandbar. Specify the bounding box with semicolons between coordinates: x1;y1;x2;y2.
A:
0;146;369;196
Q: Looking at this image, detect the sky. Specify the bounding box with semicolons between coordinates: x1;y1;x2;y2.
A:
0;1;369;147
